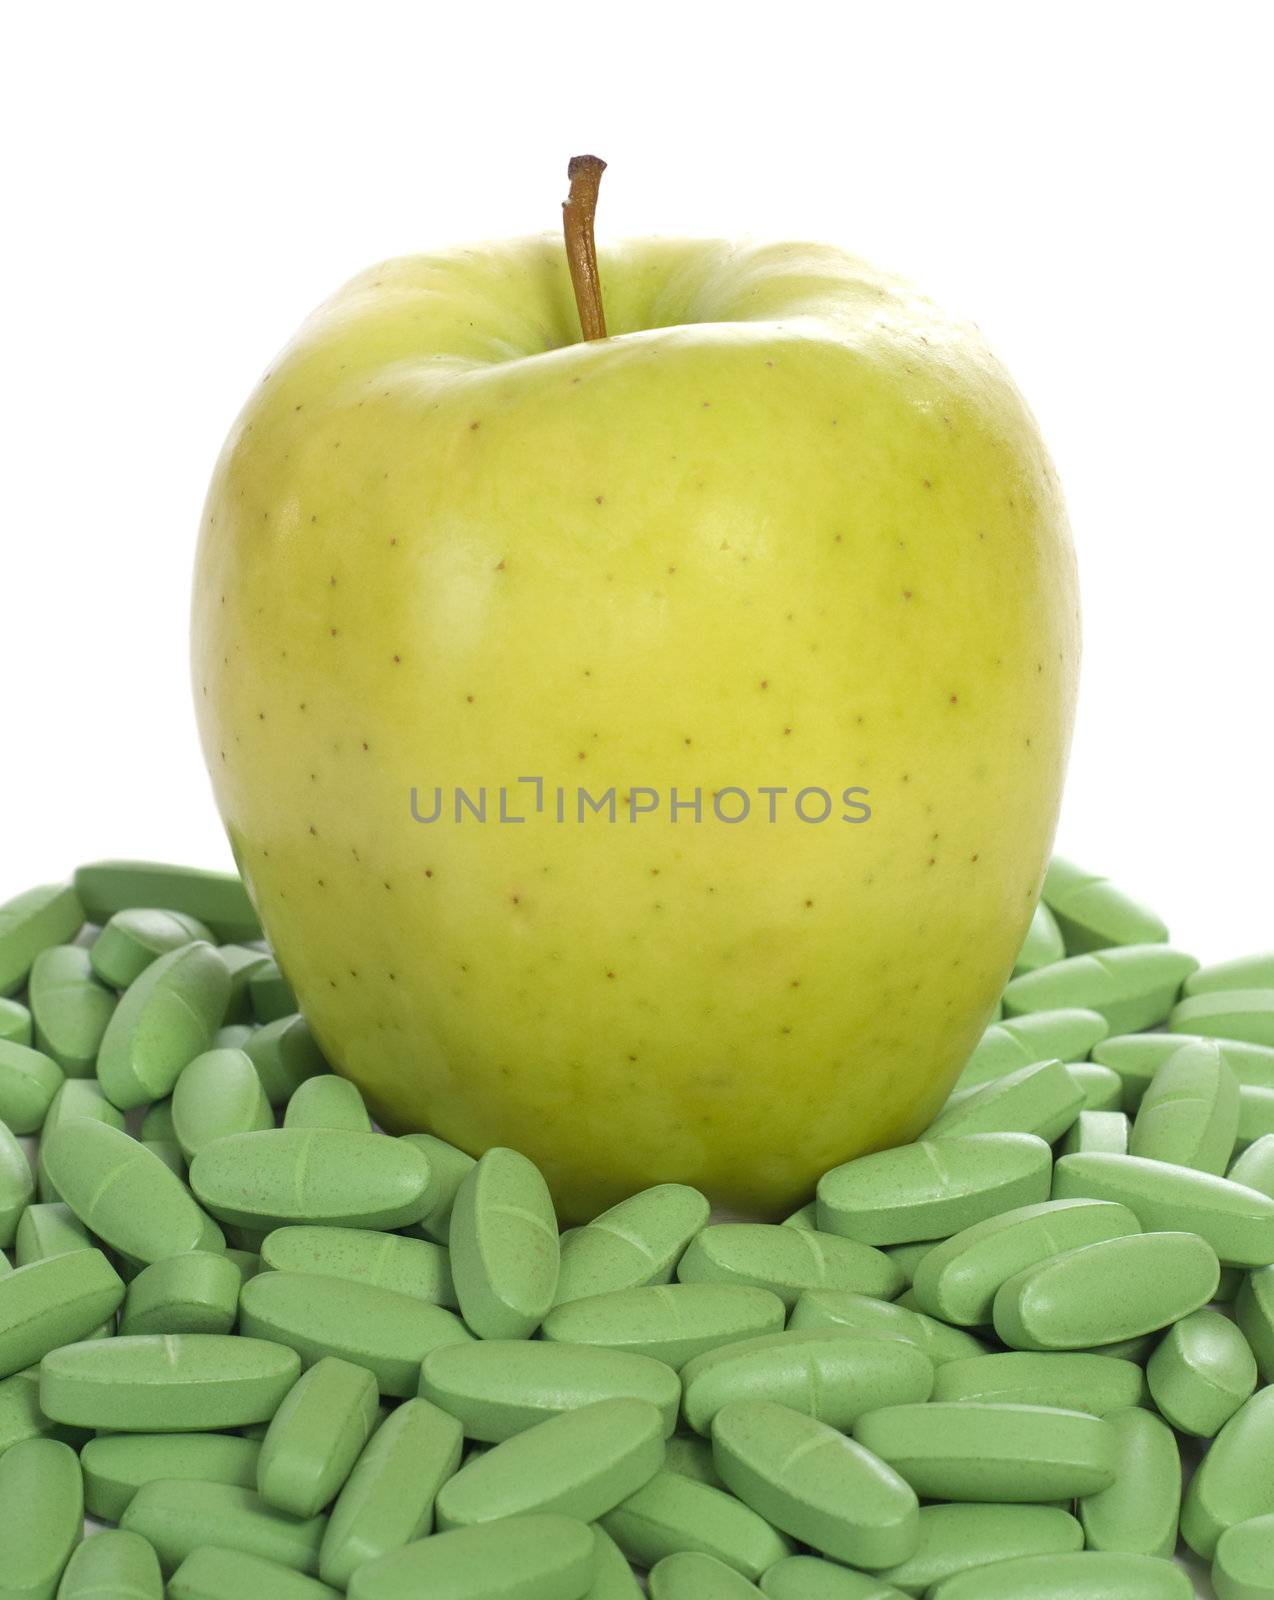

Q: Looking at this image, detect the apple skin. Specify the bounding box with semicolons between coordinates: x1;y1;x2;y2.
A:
192;236;1078;1220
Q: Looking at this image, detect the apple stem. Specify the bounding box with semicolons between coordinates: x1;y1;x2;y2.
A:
562;155;608;341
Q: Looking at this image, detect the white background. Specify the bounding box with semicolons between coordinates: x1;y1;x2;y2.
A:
0;6;1270;1588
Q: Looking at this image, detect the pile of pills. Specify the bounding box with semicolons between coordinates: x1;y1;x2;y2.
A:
1;857;1273;1598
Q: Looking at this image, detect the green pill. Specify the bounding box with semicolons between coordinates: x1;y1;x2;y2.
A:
40;1334;301;1431
1238;1085;1274;1150
242;1015;326;1106
1015;900;1067;974
678;1223;904;1304
788;1289;987;1364
993;1229;1220;1350
543;1284;785;1369
215;943;274;1024
73;860;260;942
712;1399;919;1568
0;1368;82;1455
1002;944;1198;1034
1214;1512;1274;1600
0;1437;83;1597
258;1356;379;1518
248;958;297;1023
1065;1061;1124;1110
1059;1109;1130;1156
96;942;232;1110
28;944;116;1076
169;1545;339;1600
681;1329;934;1436
344;1514;597;1600
852;1402;1116;1501
927;1059;1084;1143
873;1502;1084;1594
90;907;214;990
319;1397;463;1587
0;883;84;997
1093;1032;1274;1110
911;1197;1141;1327
0;995;32;1046
601;1468;792;1579
649;1551;763;1598
261;1225;456;1307
449;1147;560;1339
190;1128;432;1231
1181;1386;1274;1558
0;1039;63;1133
589;1525;645;1598
1042;857;1170;953
58;1528;164;1599
0;1248;124;1378
957;1009;1110;1090
1130;1039;1241;1173
240;1270;471;1398
1147;1307;1258;1437
42;1118;221;1263
0;1118;34;1244
1236;1266;1274;1381
554;1184;710;1305
760;1558;909;1599
1169;990;1274;1048
419;1338;681;1442
928;1551;1192;1599
930;1351;1144;1416
81;1431;263;1521
1188;954;1274;996
284;1075;373;1131
436;1397;664;1529
12;1199;92;1264
121;1480;325;1575
782;1202;818;1231
119;1251;243;1336
399;1134;475;1245
172;1049;273;1159
1079;1403;1180;1558
37;1080;123;1206
818;1133;1053;1247
1053;1151;1274;1266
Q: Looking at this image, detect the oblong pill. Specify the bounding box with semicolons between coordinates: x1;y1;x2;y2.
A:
1236;1264;1274;1380
0;1368;79;1456
81;1431;262;1521
0;1119;34;1245
554;1184;710;1305
1130;1039;1241;1173
190;1129;432;1231
248;958;297;1023
319;1397;463;1588
0;996;32;1046
42;1118;221;1263
601;1468;792;1579
677;1223;904;1302
542;1284;785;1369
650;1551;763;1598
345;1514;597;1600
1002;945;1198;1034
169;1545;339;1600
1169;989;1274;1048
28;943;116;1075
1146;1307;1258;1437
927;1059;1084;1143
0;882;84;997
958;1009;1110;1089
258;1356;379;1518
14;1200;91;1264
1093;1032;1274;1110
1181;1386;1274;1558
436;1397;664;1529
449;1147;560;1339
931;1351;1145;1416
398;1133;474;1244
0;1247;125;1378
172;1048;273;1159
872;1502;1083;1594
119;1250;243;1336
818;1133;1053;1247
1059;1109;1130;1156
712;1399;919;1568
0;1039;63;1134
242;1015;327;1105
239;1270;471;1398
96;942;232;1109
590;1525;645;1599
284;1074;373;1131
1065;1061;1124;1111
928;1550;1192;1600
58;1527;164;1599
90;907;214;990
1042;858;1170;953
1214;1512;1274;1600
73;860;259;942
1052;1151;1274;1267
852;1402;1116;1501
787;1289;987;1365
1079;1404;1180;1558
121;1479;325;1575
0;1437;83;1597
419;1338;681;1442
1188;954;1274;996
681;1329;934;1435
261;1225;456;1307
911;1197;1141;1327
993;1230;1220;1350
760;1558;909;1599
40;1334;301;1431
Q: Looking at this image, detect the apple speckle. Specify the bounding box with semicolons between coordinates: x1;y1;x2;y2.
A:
424;869;433;878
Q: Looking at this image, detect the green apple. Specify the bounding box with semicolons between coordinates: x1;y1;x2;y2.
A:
192;165;1078;1220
